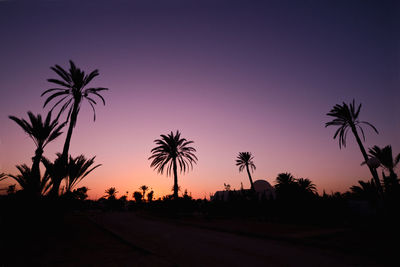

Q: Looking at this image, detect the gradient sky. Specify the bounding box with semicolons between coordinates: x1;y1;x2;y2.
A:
0;0;399;199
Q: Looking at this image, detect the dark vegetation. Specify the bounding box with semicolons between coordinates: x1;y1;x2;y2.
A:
1;63;399;265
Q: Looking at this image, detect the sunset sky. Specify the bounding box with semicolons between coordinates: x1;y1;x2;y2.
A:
0;0;398;199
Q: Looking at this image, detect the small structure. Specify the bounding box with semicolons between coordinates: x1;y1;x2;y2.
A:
212;179;276;201
253;179;276;200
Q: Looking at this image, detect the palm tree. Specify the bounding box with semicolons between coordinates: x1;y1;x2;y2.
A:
275;172;297;201
275;172;296;189
9;164;52;196
105;187;118;200
41;153;68;197
9;111;65;195
139;185;148;201
65;155;101;192
297;178;317;194
326;100;381;193
236;152;256;190
350;179;379;201
149;130;198;199
368;145;400;178
41;60;108;165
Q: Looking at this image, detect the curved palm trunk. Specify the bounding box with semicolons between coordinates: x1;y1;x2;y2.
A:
173;157;179;199
351;126;383;195
52;102;79;197
245;163;255;190
62;102;79;164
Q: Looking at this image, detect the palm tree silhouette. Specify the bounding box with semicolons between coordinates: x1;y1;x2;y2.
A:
41;153;68;197
149;130;198;199
41;60;108;164
9;164;51;196
9;111;65;195
350;179;379;201
326;100;381;194
297;178;317;194
105;187;118;199
368;145;399;178
368;145;400;196
139;185;149;201
236;152;256;190
65;155;101;192
275;172;296;189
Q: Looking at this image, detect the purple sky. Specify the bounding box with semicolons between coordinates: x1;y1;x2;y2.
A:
0;0;399;199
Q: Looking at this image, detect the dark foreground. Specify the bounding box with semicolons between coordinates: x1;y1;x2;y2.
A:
1;210;397;266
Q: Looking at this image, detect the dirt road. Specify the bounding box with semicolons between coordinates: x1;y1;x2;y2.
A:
90;212;375;267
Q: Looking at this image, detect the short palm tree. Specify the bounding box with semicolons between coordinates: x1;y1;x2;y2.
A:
105;187;118;200
9;164;52;196
275;172;297;200
41;60;108;164
275;172;296;189
41;153;68;197
65;155;101;192
9;111;65;195
236;152;256;190
149;130;198;199
350;179;379;201
326;100;381;193
368;145;400;178
297;178;317;194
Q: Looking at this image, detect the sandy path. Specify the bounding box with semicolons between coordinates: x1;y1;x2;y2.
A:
90;212;374;267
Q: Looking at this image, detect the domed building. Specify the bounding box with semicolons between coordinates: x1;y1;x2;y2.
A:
253;179;276;200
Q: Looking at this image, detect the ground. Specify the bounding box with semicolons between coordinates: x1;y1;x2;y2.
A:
1;211;394;266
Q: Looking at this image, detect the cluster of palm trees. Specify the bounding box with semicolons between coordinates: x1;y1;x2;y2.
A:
1;61;397;206
275;172;317;199
2;61;107;198
326;100;399;200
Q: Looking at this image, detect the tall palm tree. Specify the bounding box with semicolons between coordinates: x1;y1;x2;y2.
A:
41;60;108;164
9;111;65;195
236;152;256;190
149;130;198;199
326;100;381;194
64;155;101;192
368;145;400;178
9;164;52;196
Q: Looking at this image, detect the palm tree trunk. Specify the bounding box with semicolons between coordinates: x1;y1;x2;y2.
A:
50;178;62;197
351;126;383;195
31;148;43;196
246;164;255;190
62;102;79;164
173;157;178;199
